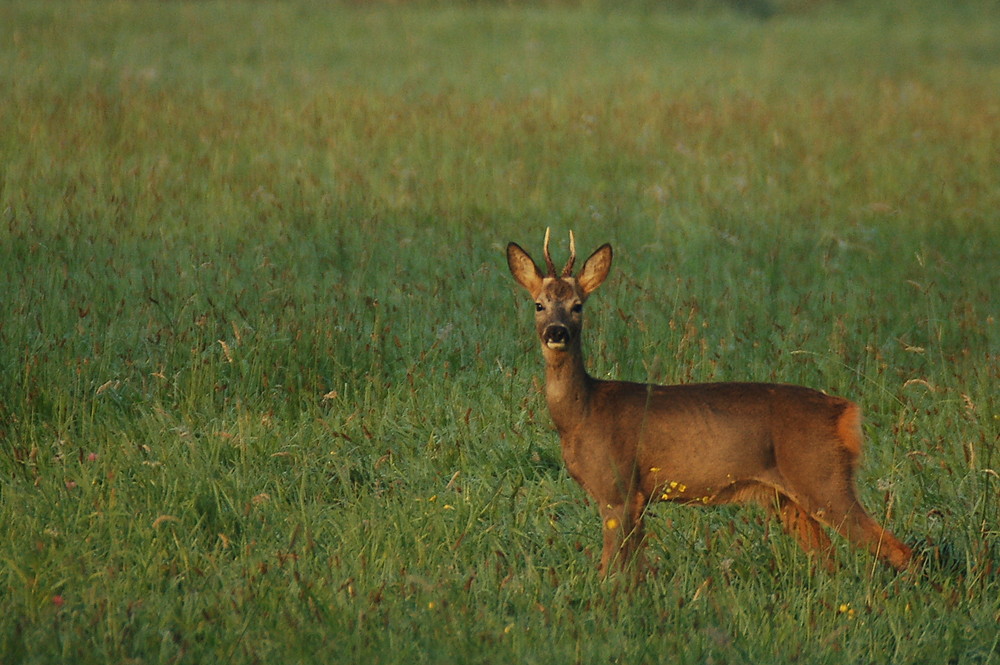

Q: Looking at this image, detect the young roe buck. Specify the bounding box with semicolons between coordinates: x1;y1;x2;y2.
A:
506;229;912;576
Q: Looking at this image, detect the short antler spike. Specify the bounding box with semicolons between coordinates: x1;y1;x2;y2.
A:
562;230;576;276
542;227;557;276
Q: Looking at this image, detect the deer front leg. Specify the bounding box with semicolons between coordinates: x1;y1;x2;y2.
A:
597;498;647;577
598;503;626;575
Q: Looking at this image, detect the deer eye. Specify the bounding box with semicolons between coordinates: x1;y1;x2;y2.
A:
571;303;583;313
535;302;545;312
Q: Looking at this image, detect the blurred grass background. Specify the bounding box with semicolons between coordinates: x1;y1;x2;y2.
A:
1;1;998;663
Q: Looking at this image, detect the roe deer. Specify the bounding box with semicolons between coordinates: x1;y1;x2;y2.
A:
506;229;912;576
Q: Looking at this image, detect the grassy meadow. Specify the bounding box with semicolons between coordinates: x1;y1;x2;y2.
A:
1;1;999;662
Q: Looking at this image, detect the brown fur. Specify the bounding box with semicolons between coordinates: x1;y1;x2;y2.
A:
837;402;864;458
507;233;912;576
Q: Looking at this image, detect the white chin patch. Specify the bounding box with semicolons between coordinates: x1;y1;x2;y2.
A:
545;341;567;351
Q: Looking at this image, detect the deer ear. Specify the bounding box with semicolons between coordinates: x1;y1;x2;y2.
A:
507;242;544;295
577;243;612;296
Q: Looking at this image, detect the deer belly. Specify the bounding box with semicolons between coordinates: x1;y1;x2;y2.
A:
643;470;729;505
640;445;772;505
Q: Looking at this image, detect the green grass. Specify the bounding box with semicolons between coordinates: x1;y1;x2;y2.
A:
1;1;998;663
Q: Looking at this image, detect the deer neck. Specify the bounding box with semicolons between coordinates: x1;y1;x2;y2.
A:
542;343;592;434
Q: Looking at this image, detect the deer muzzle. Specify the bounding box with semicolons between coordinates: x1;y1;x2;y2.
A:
542;324;571;351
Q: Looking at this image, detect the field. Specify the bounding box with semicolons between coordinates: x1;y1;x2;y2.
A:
1;0;998;662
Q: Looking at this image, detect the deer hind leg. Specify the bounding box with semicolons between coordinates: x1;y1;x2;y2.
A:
785;471;912;570
824;402;912;570
738;482;837;571
778;475;912;571
816;499;912;571
774;494;836;572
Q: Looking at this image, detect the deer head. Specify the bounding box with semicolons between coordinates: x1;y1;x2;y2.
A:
507;229;613;355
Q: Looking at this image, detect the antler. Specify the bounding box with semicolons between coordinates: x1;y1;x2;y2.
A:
542;227;557;276
562;230;576;277
542;227;577;277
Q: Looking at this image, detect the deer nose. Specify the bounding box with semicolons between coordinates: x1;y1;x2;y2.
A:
543;324;571;350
